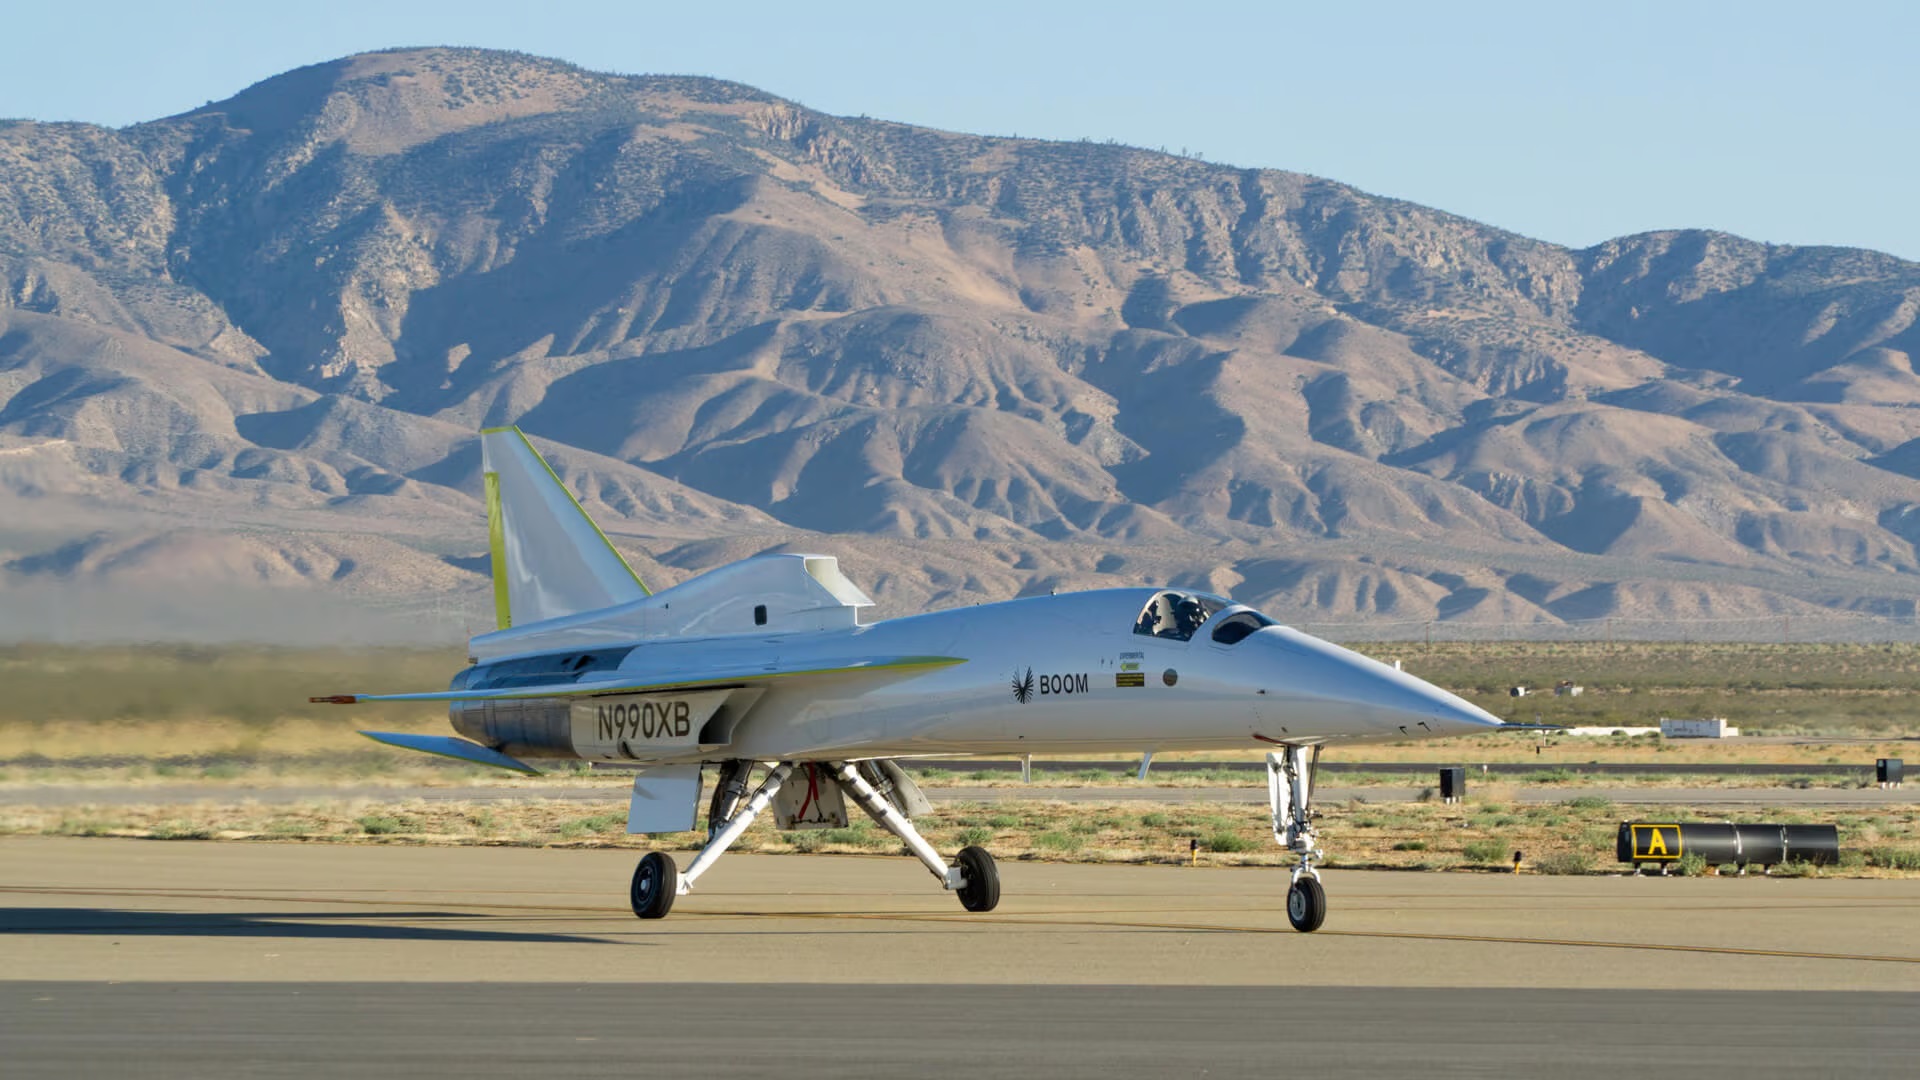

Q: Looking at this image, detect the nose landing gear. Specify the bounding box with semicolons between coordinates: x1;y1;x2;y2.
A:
1285;873;1326;933
1268;745;1327;932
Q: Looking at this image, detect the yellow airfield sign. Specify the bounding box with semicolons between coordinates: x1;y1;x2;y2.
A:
1628;823;1684;860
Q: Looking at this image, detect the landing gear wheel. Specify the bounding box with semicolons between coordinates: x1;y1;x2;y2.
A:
1286;876;1326;933
631;852;678;920
954;845;1000;913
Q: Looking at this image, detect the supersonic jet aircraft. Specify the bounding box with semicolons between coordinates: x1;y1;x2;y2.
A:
319;428;1505;932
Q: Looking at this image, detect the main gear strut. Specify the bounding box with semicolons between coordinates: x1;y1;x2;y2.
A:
631;761;794;920
829;761;999;912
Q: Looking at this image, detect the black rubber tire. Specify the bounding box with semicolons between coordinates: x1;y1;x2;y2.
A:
955;845;1000;913
630;852;678;919
1286;876;1327;933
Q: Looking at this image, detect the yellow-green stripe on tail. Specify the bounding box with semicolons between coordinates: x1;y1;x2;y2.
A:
485;470;510;629
478;427;650;629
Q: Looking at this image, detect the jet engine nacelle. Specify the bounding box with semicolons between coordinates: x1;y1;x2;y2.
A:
450;698;573;759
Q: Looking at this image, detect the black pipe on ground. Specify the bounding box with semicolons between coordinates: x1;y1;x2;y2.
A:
1615;821;1839;870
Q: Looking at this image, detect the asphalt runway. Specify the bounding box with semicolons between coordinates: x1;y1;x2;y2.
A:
1;838;1916;1077
1;983;1910;1079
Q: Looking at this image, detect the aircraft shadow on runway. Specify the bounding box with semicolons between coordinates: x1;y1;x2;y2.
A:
0;908;631;945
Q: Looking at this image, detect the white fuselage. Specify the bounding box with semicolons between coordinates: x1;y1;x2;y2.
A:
459;587;1502;764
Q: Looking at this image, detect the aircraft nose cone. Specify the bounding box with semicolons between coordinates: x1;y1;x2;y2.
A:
1265;628;1505;736
1409;678;1506;733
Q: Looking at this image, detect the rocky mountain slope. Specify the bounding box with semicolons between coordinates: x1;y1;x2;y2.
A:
4;47;1920;640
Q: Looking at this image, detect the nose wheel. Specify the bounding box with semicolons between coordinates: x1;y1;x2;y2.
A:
1286;875;1326;933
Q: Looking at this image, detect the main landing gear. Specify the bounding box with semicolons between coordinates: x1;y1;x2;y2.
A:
628;760;1000;920
1268;744;1327;933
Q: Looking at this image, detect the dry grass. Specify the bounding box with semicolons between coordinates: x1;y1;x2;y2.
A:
909;764;1895;790
0;644;458;754
9;641;1920;745
3;751;1895;793
8;641;1915;778
1325;732;1916;768
4;793;1914;878
0;748;551;789
1360;640;1920;736
0;643;493;785
3;641;1914;791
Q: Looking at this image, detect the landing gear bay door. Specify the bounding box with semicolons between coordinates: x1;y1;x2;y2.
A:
772;762;850;830
571;688;762;762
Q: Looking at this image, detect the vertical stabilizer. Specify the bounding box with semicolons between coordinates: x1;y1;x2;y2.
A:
480;427;649;629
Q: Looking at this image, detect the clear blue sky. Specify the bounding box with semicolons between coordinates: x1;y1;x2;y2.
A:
5;1;1916;260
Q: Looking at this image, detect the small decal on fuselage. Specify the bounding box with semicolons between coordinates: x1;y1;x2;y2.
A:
1013;668;1089;701
1011;668;1035;703
1116;672;1146;688
1038;672;1088;696
596;699;692;741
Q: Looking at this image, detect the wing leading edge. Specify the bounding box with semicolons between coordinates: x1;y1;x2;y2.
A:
312;654;966;705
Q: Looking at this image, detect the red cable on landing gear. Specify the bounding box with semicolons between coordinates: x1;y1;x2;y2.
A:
792;764;821;823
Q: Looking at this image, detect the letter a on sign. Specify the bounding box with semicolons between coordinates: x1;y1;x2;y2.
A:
1630;823;1680;860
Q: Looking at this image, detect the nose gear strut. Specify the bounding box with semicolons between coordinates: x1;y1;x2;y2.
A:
1267;745;1327;932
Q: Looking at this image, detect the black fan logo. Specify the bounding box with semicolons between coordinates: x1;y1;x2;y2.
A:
1011;667;1036;704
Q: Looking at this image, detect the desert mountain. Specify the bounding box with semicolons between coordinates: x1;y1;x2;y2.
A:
4;47;1920;641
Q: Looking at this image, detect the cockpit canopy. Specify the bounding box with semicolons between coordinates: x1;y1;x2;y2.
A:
1207;608;1277;645
1132;590;1278;644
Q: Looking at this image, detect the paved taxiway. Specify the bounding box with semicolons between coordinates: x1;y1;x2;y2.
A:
3;983;1910;1079
3;838;1915;1078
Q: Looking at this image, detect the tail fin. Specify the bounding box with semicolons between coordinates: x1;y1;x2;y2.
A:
480;427;649;629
